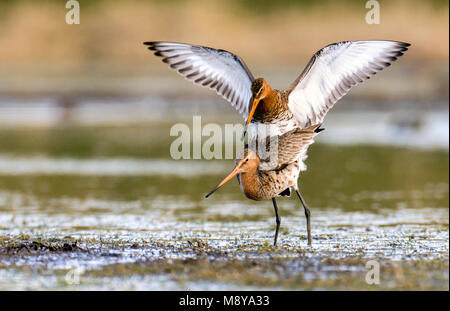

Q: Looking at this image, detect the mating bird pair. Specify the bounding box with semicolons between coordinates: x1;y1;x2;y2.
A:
144;40;410;246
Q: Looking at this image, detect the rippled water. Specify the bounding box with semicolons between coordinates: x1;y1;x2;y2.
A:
0;98;448;149
0;131;448;289
0;156;230;176
0;96;448;290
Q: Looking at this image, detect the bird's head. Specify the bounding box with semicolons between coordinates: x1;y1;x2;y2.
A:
235;149;260;173
251;78;271;100
246;78;272;126
205;149;259;198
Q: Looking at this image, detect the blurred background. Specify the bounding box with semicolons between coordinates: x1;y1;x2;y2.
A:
0;0;448;290
0;0;448;130
0;0;448;147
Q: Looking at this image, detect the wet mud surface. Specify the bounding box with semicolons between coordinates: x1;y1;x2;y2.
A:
0;127;448;290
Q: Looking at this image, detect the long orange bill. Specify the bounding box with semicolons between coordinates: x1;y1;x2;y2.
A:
242;97;260;140
205;166;241;198
246;97;260;126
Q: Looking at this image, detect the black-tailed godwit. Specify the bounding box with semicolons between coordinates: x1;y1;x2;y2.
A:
144;40;410;245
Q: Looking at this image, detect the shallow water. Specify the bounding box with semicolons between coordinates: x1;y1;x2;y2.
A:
0;98;448;150
0;124;448;289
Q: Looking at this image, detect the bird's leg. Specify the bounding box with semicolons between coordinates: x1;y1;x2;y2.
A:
272;198;281;247
295;189;312;246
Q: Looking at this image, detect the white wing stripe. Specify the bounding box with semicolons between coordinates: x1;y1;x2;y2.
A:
287;40;410;128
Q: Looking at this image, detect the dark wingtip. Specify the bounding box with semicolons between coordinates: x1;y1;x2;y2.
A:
144;42;159;53
397;42;411;52
315;127;325;133
393;41;411;48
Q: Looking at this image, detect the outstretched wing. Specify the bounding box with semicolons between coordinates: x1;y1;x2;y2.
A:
144;41;255;118
286;40;410;128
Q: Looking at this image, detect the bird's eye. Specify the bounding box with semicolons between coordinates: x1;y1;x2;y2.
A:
245;158;249;162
